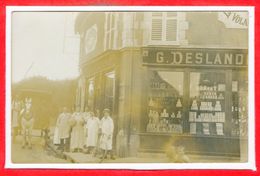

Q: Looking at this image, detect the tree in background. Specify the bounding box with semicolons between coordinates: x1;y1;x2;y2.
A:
12;76;78;129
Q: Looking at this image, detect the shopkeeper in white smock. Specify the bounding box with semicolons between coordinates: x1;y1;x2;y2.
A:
100;108;115;160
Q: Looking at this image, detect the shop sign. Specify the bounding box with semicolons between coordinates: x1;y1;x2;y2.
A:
142;47;247;67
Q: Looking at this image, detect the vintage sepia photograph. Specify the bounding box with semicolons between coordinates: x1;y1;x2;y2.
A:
5;6;255;169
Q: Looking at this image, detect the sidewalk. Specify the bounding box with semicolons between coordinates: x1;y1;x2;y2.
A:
62;152;169;163
12;129;242;164
51;147;241;163
46;130;241;163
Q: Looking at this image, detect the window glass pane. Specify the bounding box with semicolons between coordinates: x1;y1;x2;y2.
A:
86;78;95;110
111;13;115;28
104;71;115;113
110;31;114;49
189;72;226;136
106;34;110;49
146;71;184;134
106;13;111;30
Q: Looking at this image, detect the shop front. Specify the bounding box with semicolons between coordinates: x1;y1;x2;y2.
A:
75;11;249;158
139;47;248;158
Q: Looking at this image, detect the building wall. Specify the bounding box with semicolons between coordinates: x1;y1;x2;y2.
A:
75;12;106;65
185;12;248;48
75;12;248;67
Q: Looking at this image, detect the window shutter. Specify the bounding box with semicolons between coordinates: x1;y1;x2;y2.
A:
166;19;177;41
152;12;163;17
167;12;177;17
151;18;163;41
150;12;178;43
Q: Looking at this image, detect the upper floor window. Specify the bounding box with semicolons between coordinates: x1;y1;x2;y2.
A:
150;12;179;44
105;12;117;50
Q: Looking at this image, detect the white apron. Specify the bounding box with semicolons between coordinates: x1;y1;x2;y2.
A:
57;113;71;139
70;113;85;150
100;116;114;150
53;127;60;144
86;117;100;147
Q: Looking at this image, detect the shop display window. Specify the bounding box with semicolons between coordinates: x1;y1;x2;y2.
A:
104;71;116;113
189;72;226;136
146;71;184;134
231;71;248;137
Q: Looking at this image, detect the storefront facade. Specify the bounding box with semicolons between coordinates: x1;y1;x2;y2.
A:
75;11;248;158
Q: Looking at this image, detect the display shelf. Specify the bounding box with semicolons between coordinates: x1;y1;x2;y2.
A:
189;121;225;123
198;98;225;101
147;92;184;134
189;109;224;112
139;132;240;139
150;88;178;91
189;81;226;136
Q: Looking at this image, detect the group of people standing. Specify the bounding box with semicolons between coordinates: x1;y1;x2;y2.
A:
54;107;115;160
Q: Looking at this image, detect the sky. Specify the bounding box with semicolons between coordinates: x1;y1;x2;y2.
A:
11;12;80;83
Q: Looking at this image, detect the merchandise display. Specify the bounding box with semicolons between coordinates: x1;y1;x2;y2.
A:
202;123;210;135
189;74;226;136
146;108;183;133
146;71;184;134
146;71;247;139
176;98;182;107
231;76;248;137
216;123;224;135
189;112;225;123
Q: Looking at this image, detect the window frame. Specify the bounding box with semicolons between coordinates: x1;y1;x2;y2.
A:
104;12;118;50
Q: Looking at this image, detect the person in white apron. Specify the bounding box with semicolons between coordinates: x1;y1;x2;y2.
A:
56;107;71;151
86;112;100;154
99;109;115;160
70;107;85;152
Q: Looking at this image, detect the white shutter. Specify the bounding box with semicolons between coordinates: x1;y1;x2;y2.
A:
152;12;163;17
167;12;177;17
150;12;179;44
166;19;177;41
151;18;163;41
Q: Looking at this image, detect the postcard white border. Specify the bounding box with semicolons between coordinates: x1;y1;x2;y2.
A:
5;6;256;170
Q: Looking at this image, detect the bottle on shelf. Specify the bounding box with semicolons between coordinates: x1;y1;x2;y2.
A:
160;108;169;118
171;112;175;118
176;98;182;108
177;111;182;118
191;99;198;110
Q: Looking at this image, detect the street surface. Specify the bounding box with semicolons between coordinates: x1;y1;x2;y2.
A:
11;135;68;163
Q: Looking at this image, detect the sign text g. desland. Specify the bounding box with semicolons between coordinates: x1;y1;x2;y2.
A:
142;47;247;68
